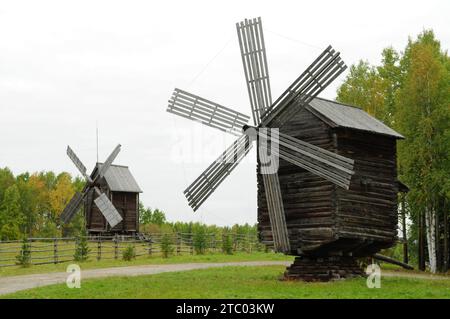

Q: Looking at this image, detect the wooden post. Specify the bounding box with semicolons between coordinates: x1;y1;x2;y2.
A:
176;233;181;256
114;234;119;260
28;238;32;265
53;238;58;264
97;237;102;261
148;238;152;256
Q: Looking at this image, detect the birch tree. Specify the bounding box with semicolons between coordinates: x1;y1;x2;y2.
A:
396;31;450;273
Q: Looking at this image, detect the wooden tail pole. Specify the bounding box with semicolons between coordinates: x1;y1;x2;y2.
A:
373;253;414;270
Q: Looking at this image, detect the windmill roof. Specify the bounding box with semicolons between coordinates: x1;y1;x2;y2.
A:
305;98;404;139
93;163;143;193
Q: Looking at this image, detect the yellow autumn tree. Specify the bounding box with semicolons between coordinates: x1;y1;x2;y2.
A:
49;173;75;220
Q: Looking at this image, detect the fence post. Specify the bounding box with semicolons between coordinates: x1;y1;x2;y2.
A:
114;234;119;260
176;233;181;256
148;237;152;256
28;238;32;265
97;237;102;261
53;238;58;264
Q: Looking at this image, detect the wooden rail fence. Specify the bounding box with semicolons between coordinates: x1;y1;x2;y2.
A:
0;233;262;267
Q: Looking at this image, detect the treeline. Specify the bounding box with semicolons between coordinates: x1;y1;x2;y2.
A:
336;30;449;273
0;168;85;239
0;167;258;242
139;202;258;240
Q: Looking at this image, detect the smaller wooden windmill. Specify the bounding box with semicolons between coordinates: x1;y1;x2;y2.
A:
60;144;142;235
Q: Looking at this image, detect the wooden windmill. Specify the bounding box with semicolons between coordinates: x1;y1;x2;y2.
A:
60;144;142;235
167;17;404;280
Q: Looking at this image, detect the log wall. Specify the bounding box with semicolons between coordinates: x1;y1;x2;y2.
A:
258;108;337;254
334;128;398;255
86;189;139;234
257;107;399;256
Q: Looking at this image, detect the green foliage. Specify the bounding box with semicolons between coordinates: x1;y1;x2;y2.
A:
16;239;31;267
0;184;25;240
193;227;208;255
139;202;167;226
221;229;233;255
122;244;136;261
74;236;90;262
336;29;450;270
160;233;174;258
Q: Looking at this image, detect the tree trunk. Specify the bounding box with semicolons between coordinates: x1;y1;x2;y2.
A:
425;206;437;273
401;195;408;264
443;199;448;272
419;210;426;271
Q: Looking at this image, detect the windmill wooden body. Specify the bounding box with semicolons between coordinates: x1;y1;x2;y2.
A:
167;17;404;280
60;145;142;235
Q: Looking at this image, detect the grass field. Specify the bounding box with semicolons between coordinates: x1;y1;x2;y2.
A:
3;265;450;299
0;252;292;277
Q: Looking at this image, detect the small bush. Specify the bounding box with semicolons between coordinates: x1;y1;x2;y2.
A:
74;236;90;262
161;233;174;258
122;244;136;261
193;228;207;255
16;239;31;267
222;233;233;255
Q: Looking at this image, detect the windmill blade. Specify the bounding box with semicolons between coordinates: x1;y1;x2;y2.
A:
259;148;290;253
259;131;354;189
261;45;347;127
98;144;121;178
236;17;272;126
67;146;89;180
184;134;252;211
94;191;123;228
167;88;250;136
60;191;85;224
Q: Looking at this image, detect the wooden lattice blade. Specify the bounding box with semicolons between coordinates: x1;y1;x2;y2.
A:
98;144;121;178
236;17;272;126
259;130;354;189
94;192;123;228
261;45;347;127
60;191;85;224
184;134;252;211
167;88;250;136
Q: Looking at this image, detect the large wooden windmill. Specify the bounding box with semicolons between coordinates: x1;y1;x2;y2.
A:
167;17;404;280
60;144;142;235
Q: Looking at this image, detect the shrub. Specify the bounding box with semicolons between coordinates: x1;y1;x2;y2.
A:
74;236;90;262
222;233;233;255
122;244;136;261
161;233;174;258
193;228;207;255
16;238;31;267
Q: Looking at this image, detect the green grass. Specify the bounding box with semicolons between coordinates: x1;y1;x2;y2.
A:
3;265;450;299
0;252;292;277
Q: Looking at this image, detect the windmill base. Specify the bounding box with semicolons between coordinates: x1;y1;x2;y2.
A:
283;256;365;282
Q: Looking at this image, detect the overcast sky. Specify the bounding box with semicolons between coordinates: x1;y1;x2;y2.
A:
0;0;448;226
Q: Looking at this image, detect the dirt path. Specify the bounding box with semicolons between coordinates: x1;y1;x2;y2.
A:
0;261;291;295
1;261;448;296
